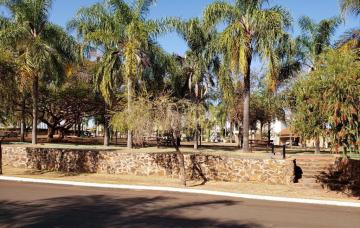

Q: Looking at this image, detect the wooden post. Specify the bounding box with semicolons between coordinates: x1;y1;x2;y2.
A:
282;145;286;159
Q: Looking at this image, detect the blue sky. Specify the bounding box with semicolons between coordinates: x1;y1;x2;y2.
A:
2;0;359;55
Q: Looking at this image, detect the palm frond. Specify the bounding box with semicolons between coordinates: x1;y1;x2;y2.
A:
203;1;237;28
133;0;156;18
336;28;360;49
340;0;360;16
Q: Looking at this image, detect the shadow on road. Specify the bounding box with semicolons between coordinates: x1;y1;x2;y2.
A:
0;195;262;227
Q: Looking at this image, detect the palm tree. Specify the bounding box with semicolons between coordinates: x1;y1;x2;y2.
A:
296;16;341;153
297;16;342;69
120;0;162;149
204;0;291;152
337;29;360;49
166;17;218;149
338;1;360;51
70;0;161;148
0;0;77;144
340;0;360;16
266;33;301;93
69;2;126;146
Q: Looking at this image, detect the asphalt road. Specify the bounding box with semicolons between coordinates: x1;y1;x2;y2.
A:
0;181;359;228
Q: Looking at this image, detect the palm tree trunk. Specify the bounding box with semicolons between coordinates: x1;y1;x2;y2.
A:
104;121;110;146
127;79;133;149
242;56;252;152
0;141;2;175
199;127;202;146
315;136;320;154
229;121;233;143
194;129;198;149
237;123;242;149
20;97;26;142
104;104;110;147
237;130;242;148
194;99;199;150
267;121;271;145
31;75;38;145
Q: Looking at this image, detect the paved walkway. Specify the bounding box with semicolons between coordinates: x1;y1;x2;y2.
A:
1;181;359;227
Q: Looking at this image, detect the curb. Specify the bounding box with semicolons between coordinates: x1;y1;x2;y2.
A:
1;176;359;208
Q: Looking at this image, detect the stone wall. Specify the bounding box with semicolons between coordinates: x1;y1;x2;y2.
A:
2;145;293;185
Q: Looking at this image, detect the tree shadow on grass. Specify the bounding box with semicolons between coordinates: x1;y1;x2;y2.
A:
315;158;360;198
0;195;263;228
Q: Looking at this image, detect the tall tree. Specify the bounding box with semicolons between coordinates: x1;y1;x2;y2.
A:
0;0;77;144
120;0;162;149
290;49;360;154
166;17;218;149
70;0;162;148
296;16;341;153
69;2;126;146
204;0;291;152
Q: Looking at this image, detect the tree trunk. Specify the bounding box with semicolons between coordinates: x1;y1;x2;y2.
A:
127;79;133;149
172;130;186;186
229;122;233;143
315;137;321;154
267;121;271;145
199;127;202;146
95;122;98;137
77;121;81;137
0;141;2;175
194;82;200;150
194;129;198;149
104;122;110;146
31;75;38;145
104;104;110;147
20;97;26;142
59;129;65;139
47;126;55;140
194;108;199;149
237;124;242;149
242;56;252;152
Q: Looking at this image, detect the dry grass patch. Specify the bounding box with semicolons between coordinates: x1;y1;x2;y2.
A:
3;165;359;203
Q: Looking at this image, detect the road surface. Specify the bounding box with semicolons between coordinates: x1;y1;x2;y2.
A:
0;181;359;227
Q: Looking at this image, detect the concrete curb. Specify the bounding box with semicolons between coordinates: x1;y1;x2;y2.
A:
1;175;359;208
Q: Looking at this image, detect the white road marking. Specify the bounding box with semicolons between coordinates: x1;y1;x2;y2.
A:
1;175;359;208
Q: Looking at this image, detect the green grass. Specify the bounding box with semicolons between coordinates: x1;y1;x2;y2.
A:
2;141;344;160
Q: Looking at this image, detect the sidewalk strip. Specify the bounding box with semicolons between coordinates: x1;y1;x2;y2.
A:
1;175;359;208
